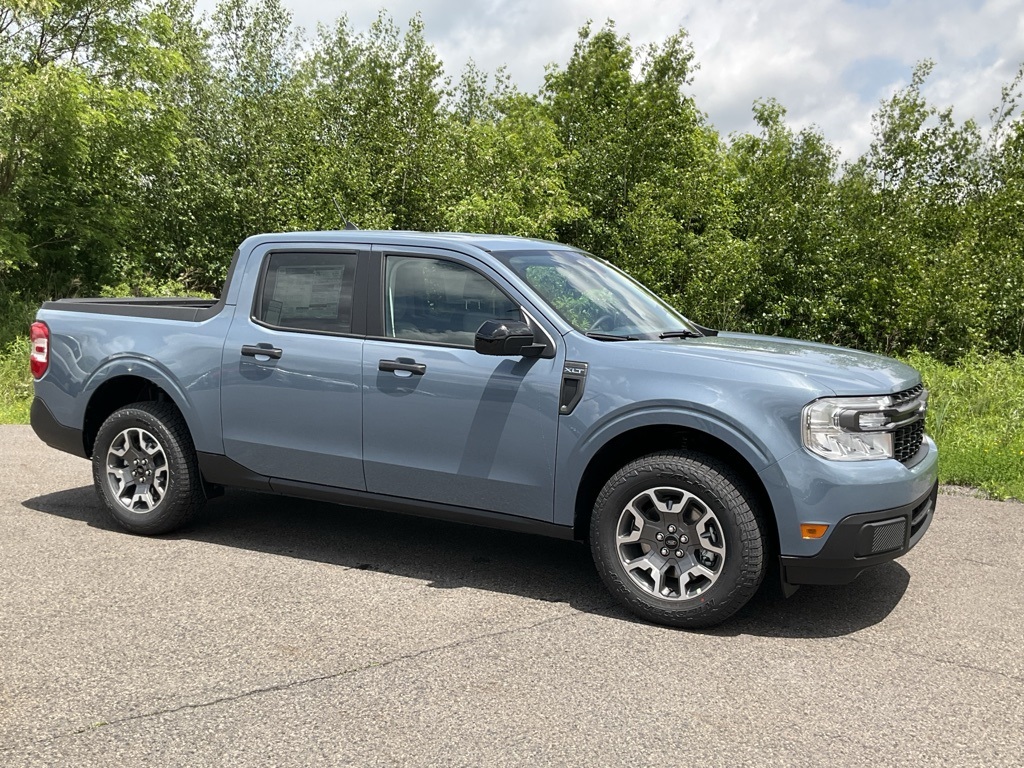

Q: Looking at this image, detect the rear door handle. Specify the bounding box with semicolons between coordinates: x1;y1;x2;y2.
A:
379;358;426;375
241;344;283;360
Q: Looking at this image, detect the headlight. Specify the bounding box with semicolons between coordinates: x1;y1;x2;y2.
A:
802;391;928;462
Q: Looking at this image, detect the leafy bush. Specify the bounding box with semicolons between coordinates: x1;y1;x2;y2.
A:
0;296;37;348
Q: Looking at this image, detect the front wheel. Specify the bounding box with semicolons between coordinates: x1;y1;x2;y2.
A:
590;450;767;628
92;402;205;535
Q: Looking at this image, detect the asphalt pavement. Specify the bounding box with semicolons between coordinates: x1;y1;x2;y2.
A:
1;425;1022;767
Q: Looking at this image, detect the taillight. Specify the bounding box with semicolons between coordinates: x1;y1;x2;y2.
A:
30;321;49;379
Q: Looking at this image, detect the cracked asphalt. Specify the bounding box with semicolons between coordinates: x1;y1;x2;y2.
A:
2;424;1022;767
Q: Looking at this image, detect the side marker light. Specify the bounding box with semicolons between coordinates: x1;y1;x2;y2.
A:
800;524;829;540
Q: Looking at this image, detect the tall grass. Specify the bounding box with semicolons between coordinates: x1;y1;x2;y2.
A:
904;351;1024;500
0;336;31;424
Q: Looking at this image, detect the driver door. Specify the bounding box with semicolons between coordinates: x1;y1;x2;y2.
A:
361;248;562;521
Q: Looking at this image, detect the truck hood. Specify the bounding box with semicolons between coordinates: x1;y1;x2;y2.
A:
637;331;921;396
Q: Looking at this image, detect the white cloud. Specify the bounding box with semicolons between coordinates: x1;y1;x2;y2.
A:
193;0;1024;160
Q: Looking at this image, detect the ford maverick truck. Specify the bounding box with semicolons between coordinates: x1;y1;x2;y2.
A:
30;231;937;627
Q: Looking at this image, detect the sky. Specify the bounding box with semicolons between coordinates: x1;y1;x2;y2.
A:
195;0;1024;161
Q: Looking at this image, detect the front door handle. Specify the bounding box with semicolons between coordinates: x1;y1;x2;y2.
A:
241;344;283;360
379;358;426;375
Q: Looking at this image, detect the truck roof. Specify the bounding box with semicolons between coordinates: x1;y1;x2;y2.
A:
239;230;576;253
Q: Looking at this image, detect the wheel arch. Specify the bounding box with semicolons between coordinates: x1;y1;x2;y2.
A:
571;424;779;558
84;374;188;457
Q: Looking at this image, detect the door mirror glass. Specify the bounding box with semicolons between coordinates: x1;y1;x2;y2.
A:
474;320;537;357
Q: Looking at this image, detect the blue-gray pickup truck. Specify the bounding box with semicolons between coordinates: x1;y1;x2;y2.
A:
29;231;937;627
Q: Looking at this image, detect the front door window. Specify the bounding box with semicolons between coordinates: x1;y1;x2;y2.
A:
384;256;521;347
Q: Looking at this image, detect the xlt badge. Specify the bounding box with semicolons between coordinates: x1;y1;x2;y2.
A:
559;361;589;415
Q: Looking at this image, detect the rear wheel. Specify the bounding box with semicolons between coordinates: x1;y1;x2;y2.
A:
590;450;766;628
92;402;205;535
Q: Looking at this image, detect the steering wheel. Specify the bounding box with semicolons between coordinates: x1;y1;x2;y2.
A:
587;314;615;333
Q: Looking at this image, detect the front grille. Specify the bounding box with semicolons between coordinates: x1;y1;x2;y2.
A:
888;384;926;464
890;384;924;407
894;420;925;463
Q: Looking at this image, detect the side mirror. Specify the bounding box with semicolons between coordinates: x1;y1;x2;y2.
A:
474;319;541;357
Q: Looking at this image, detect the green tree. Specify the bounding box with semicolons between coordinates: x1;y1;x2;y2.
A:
837;61;989;358
444;70;581;238
970;65;1024;354
542;22;738;328
0;0;187;302
302;12;451;230
727;99;843;340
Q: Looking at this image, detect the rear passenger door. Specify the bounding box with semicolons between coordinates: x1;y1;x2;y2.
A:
221;243;368;489
362;247;562;521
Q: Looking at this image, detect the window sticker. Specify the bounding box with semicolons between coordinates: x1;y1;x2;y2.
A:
273;266;345;319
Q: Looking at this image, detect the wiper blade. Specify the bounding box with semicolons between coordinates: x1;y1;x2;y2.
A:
586;332;639;341
659;330;703;339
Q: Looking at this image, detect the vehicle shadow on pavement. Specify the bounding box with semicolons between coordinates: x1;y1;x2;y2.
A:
23;487;909;639
708;561;910;639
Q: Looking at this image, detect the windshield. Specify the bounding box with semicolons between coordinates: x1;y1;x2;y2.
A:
493;249;700;340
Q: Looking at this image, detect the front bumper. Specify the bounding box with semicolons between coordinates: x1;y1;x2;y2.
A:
781;481;938;587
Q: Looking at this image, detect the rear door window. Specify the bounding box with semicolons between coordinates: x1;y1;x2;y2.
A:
256;251;359;334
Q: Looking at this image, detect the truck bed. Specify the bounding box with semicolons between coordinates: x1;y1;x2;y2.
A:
41;297;223;322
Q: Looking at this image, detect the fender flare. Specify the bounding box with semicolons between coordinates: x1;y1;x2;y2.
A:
78;355;208;452
553;405;782;528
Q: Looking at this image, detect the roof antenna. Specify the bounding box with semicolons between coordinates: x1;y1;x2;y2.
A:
332;196;359;230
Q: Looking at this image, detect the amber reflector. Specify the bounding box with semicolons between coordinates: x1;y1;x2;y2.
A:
800;524;829;540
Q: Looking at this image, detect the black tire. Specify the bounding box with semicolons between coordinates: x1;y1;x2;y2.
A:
590;450;766;628
91;401;205;535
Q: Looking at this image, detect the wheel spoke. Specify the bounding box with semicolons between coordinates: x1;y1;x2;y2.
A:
131;485;155;511
616;505;644;545
624;554;666;596
108;466;133;495
695;514;726;557
682;562;717;582
153;466;169;495
648;489;696;518
127;428;144;453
